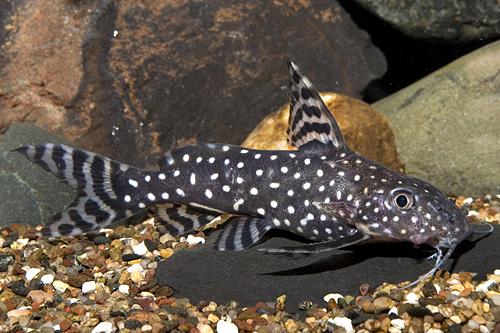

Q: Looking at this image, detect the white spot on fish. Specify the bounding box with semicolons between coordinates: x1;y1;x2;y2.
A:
393;216;400;222
145;175;151;182
196;157;202;163
205;189;213;199
190;173;196;185
147;193;156;201
254;153;261;159
270;200;278;208
338;171;345;176
222;145;229;151
270;155;277;160
287;189;294;196
317;169;323;177
294;172;301;179
250;188;258;195
124;195;131;202
303;182;311;190
287;206;295;214
240;149;249;154
272;219;280;226
210;173;219;180
319;185;325;192
159;173;166;180
304;158;311;165
223;185;230;192
237;162;244;168
139;203;146;209
208;157;215;163
129;179;138;188
236;177;244;184
270;183;280;188
256;169;263;176
176;189;185;197
162;192;169;200
280;166;288;173
257;208;265;215
183;154;190;162
173;170;180;177
224;159;230;165
354;175;360;181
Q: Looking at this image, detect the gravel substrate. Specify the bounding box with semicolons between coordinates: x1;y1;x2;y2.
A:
0;195;499;333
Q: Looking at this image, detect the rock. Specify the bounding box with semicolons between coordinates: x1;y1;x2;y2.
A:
373;40;500;196
91;321;113;333
390;318;405;330
328;317;354;333
216;319;238;333
0;0;386;168
156;225;500;311
0;124;73;228
242;93;404;171
353;0;500;41
25;267;41;282
0;254;14;272
10;280;29;297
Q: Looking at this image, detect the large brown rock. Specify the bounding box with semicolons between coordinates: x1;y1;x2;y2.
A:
242;93;404;171
0;0;386;167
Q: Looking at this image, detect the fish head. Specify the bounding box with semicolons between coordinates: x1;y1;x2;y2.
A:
353;171;471;249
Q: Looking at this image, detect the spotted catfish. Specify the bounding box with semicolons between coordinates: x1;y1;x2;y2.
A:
15;60;474;286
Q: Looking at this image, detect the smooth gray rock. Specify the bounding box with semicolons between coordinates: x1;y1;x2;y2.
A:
0;124;74;228
353;0;500;41
156;226;499;311
373;41;500;196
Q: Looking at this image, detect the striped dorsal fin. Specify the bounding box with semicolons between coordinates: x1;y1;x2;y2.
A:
286;60;348;153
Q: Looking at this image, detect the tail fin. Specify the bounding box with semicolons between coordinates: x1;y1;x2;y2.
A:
13;143;146;237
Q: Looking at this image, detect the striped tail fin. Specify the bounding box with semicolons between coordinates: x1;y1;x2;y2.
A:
13;143;146;237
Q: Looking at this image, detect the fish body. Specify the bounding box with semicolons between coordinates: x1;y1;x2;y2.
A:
14;60;473;285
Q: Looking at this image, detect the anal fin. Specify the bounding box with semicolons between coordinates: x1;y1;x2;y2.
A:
258;232;368;254
215;216;271;251
152;204;219;236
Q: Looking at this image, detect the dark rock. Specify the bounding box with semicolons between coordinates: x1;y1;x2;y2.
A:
353;0;500;41
67;273;92;289
0;254;14;272
10;280;29;297
144;239;157;252
92;235;111;245
0;0;386;168
351;312;373;326
122;253;143;262
0;124;73;228
124;320;142;330
421;283;437;297
28;278;45;291
156;225;500;311
374;40;500;196
448;323;462;333
406;306;432;318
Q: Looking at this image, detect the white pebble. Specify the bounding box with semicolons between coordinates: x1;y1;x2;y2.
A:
186;235;205;246
323;293;343;303
127;263;144;273
118;284;130;294
133;241;149;256
328;317;353;333
52;280;70;293
91;321;113;333
391;318;405;330
405;292;419;304
216;319;238;333
41;274;54;285
388;306;398;316
494;269;500;275
426;329;443;333
433;283;442;293
25;267;41;282
82;281;96;294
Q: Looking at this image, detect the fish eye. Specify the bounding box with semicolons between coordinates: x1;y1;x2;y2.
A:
393;192;414;210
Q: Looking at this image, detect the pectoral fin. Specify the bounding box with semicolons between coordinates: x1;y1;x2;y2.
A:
214;216;271;251
258;232;368;254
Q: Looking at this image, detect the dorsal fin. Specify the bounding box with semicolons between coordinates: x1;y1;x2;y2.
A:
286;60;347;153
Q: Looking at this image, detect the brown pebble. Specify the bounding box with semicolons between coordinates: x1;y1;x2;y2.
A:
433;313;445;322
60;319;72;331
363;318;381;331
373;296;394;313
70;304;86;315
356;296;374;313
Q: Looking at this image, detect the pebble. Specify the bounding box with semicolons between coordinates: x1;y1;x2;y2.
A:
130;271;144;283
450;315;462;324
197;323;214;333
159;233;176;244
388;327;402;333
122;253;143;261
82;280;97;294
216;319;238;333
185;234;206;245
160;248;174;259
127;263;144;273
476;280;496;292
427;329;444;333
373;296;394;312
329;317;354;333
10;280;29;296
391;318;405;329
25;267;41;282
405;292;419;304
52;280;70;293
324;293;343;303
133;241;149;256
388;306;398;316
40;273;55;285
118;284;130;294
91;321;113;333
7;308;32;318
491;295;500;307
494;269;500;276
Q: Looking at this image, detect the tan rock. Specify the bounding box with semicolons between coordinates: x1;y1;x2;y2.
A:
242;93;404;171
